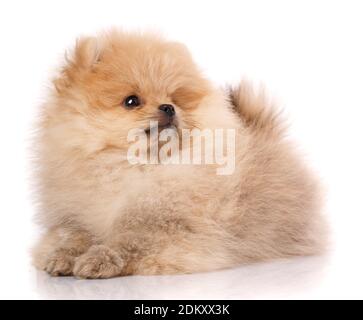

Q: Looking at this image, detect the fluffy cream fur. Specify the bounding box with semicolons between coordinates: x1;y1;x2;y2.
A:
32;30;326;278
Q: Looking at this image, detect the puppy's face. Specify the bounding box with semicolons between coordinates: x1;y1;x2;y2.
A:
51;32;211;153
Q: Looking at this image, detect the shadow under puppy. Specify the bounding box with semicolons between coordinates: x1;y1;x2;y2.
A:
32;30;326;278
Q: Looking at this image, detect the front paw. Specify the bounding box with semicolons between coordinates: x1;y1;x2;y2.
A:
44;249;75;276
73;245;124;279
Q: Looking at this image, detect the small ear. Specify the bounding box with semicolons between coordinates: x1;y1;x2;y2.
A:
73;36;102;69
53;37;102;93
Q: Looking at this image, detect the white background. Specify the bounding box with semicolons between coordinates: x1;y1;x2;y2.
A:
0;0;362;299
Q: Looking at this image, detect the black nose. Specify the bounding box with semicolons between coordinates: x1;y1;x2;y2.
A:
159;104;175;117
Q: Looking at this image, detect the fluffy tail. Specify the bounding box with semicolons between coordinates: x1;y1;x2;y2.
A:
228;81;284;136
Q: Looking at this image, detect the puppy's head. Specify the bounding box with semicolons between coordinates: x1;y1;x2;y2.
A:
49;31;212;154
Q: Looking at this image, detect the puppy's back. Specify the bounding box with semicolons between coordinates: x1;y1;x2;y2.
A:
228;81;327;261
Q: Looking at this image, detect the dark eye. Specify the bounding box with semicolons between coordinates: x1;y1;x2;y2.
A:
124;95;140;108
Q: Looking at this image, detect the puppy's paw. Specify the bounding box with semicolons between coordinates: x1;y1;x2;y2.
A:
44;249;75;276
73;245;124;279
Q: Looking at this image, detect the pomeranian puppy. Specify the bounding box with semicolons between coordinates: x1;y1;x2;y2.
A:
32;30;326;278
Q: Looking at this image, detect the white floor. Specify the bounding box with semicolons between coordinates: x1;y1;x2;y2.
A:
33;256;330;300
29;255;337;299
5;247;363;299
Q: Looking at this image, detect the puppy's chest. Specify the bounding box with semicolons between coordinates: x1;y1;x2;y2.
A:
80;164;200;217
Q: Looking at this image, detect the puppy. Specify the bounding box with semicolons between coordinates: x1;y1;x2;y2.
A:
32;30;326;278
